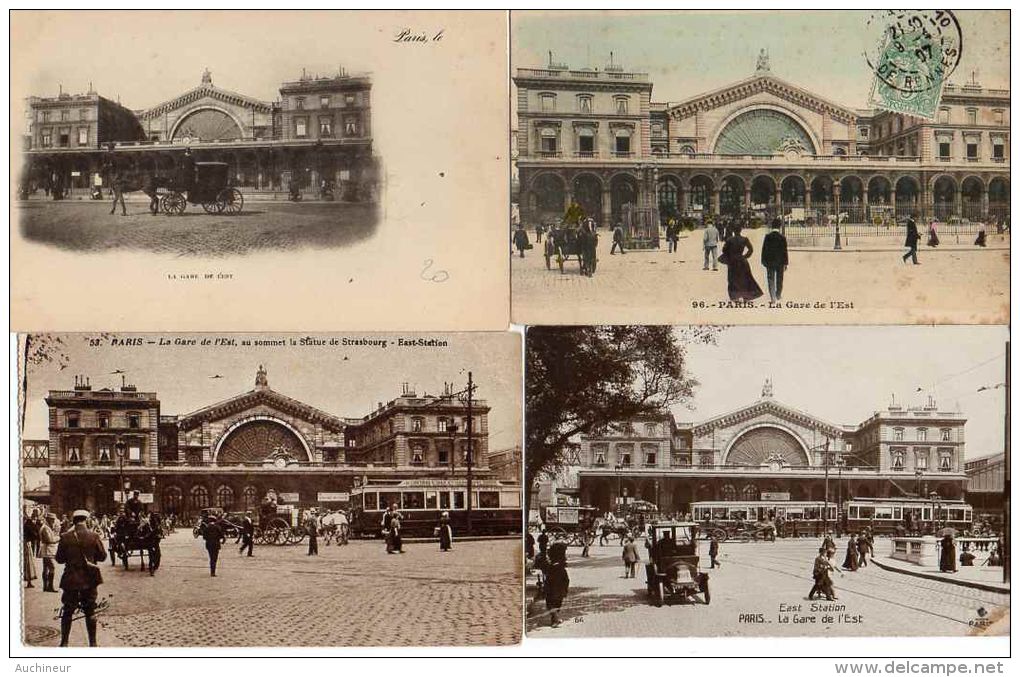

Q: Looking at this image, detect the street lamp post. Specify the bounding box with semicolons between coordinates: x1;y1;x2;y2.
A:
929;491;941;534
114;440;127;510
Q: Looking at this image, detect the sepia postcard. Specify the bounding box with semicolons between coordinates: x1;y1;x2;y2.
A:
510;10;1009;326
524;325;1008;638
17;332;522;647
11;11;510;332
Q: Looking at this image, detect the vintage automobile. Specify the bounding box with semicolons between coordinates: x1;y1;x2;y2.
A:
644;521;710;606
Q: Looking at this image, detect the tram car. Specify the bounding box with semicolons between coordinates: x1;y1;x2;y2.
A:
843;497;973;536
692;500;837;540
348;478;522;538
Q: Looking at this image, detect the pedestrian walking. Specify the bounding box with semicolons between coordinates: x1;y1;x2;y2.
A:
703;221;720;270
610;222;625;255
39;513;61;592
842;534;860;571
525;531;536;559
201;516;225;576
390;516;405;554
939;534;958;573
382;503;403;554
23;510;40;588
513;224;531;258
544;542;570;628
306;511;319;556
761;218;789;302
927;220;940;247
56;510;108;647
975;226;987;247
902;214;921;264
535;223;545;243
720;225;763;301
709;535;721;569
666;219;680;254
622;536;640;578
857;530;870;567
437;511;453;552
239;512;255;557
808;546;839;601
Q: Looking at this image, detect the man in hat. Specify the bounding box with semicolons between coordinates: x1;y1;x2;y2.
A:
56;509;108;647
306;510;319;556
200;515;226;576
178;147;196;193
902;212;921;265
761;217;789;302
381;503;403;553
125;490;144;520
238;511;255;557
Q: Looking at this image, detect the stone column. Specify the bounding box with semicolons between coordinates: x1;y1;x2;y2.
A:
982;187;989;220
956;188;964;217
744;188;752;212
601;186;612;227
712;188;721;217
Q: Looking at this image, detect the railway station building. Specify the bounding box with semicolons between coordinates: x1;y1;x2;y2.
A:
33;367;494;519
513;54;1009;230
20;68;379;201
562;381;969;516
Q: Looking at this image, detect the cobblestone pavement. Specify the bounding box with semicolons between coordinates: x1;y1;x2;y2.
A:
525;538;1009;638
511;228;1009;325
23;532;521;647
16;199;378;256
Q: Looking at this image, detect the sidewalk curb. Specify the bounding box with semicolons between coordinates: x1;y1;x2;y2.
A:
789;247;1009;253
871;557;1010;594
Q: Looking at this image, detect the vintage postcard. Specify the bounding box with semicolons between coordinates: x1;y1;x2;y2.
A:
524;325;1008;638
510;10;1009;326
11;11;509;331
17;332;522;647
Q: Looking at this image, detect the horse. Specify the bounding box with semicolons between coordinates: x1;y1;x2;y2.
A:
110;514;163;575
320;510;350;546
596;518;631;546
101;165;171;215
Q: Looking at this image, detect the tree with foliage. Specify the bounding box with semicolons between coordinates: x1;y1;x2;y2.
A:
525;325;719;512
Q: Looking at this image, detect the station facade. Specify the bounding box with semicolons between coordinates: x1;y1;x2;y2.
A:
38;368;493;519
514;55;1010;228
21;68;378;201
569;383;969;515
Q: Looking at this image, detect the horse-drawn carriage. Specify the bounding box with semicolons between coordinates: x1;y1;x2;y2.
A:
543;505;598;549
160;162;244;216
644;521;710;606
545;223;598;275
110;513;163;575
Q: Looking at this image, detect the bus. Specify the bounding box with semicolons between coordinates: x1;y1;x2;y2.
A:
348;478;522;538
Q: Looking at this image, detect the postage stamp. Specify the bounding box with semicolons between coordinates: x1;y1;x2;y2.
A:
866;10;963;119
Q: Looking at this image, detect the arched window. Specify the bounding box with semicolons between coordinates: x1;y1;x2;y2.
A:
162;486;183;514
679;144;696;155
215;485;234;509
741;484;759;501
243;485;259;509
190;485;210;510
721;484;737;501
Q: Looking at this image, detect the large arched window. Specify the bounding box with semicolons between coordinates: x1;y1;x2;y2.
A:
715;109;816;155
741;484;759;501
721;484;737;501
190;485;210;510
215;485;235;509
243;485;260;509
162;486;184;514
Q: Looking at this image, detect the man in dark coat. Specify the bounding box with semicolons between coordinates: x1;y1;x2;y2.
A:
761;218;789;302
201;516;225;576
125;490;144;520
544;542;570;627
537;528;549;555
238;512;255;557
939;534;958;573
610;223;625;255
178;148;196;193
708;536;721;568
902;214;920;264
56;510;108;647
513;225;530;258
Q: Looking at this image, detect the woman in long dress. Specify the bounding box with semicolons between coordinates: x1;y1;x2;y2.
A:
720;225;763;301
928;221;940;247
939;534;957;573
23;512;39;588
842;534;859;571
437;512;453;552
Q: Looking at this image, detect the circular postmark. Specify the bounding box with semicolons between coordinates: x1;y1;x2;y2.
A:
864;10;963;94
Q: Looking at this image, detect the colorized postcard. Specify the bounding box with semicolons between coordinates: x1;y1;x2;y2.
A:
525;325;1008;638
511;10;1009;326
17;332;522;647
11;11;510;331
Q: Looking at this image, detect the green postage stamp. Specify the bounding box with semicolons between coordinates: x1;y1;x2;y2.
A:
866;10;963;120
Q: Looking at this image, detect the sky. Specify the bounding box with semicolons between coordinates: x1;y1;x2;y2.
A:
512;10;1009;113
676;325;1008;460
20;333;522;488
